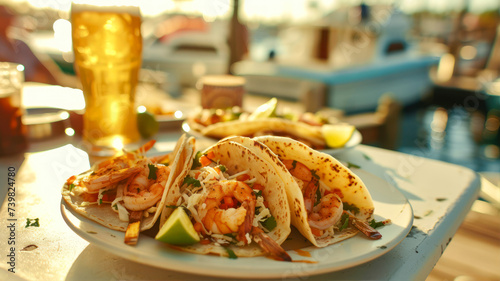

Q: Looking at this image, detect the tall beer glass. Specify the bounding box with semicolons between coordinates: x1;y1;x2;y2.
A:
71;1;142;155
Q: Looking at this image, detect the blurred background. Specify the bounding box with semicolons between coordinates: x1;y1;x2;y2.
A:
4;0;497;168
0;0;499;279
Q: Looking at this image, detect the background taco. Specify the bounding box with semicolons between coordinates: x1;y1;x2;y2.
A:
200;118;326;149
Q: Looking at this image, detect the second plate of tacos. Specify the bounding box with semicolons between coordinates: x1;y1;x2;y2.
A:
223;136;379;248
159;138;291;260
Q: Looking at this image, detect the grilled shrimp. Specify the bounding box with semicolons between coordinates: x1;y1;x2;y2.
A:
82;166;142;193
198;180;256;243
308;193;344;230
122;163;170;211
283;159;345;233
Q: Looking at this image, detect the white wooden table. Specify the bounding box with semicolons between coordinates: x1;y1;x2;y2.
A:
0;130;481;281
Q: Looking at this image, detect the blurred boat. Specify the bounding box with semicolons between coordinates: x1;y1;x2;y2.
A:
233;9;440;113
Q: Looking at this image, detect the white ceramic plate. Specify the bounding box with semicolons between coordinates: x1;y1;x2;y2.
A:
181;121;362;155
60;170;412;279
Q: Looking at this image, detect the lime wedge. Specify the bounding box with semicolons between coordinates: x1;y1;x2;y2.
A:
155;207;200;245
137;111;159;139
322;124;355;148
248;98;278;120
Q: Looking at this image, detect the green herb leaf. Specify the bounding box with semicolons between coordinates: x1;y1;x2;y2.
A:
99;198;102;205
343;202;360;215
191;151;203;169
148;163;158;180
347;162;361;169
183;176;201;188
25;218;40;228
164;205;178;209
68;183;75;192
311;169;320;180
339;213;349;231
112;204;118;210
363;154;372;160
292;160;297;169
314;185;321;207
369;219;385;229
261;216;277;232
253;190;262;197
218;165;227;173
224;247;238;259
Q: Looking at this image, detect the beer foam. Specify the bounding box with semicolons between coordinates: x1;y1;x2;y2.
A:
71;1;140;16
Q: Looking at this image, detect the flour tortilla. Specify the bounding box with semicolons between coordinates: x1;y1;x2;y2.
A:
160;138;291;257
61;135;191;232
226;136;374;247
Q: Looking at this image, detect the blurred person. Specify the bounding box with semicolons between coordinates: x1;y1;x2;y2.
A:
0;5;78;87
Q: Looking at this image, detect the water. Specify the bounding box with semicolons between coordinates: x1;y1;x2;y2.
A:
397;104;500;173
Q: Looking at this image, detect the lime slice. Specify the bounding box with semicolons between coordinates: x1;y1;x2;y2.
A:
137;111;159;139
248;97;278;120
322;124;355;148
155;207;200;245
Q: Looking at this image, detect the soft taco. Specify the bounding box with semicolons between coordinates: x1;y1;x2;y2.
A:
159;138;291;259
224;136;378;247
61;135;192;232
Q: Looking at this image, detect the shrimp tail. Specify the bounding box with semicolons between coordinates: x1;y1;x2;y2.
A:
237;200;255;243
136;140;156;154
150;153;170;164
252;227;292;261
346;212;382;240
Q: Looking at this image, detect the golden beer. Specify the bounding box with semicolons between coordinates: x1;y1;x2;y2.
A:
71;3;142;151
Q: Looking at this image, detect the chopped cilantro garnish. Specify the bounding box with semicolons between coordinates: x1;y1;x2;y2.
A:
25;218;40;228
338;213;349;231
68;183;75;192
191;151;203;169
224;247;238;259
183;176;201;188
343;202;360;215
113;204;118;210
99;198;102;205
314;186;321;206
253;190;262;197
164;205;178;209
363;154;372;160
148;164;158;180
218;165;227;173
311;169;320;180
369;219;385;229
261;216;277;232
292;160;297;169
347;162;361;169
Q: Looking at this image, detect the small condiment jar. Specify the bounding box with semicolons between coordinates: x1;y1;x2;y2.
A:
199;75;245;109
